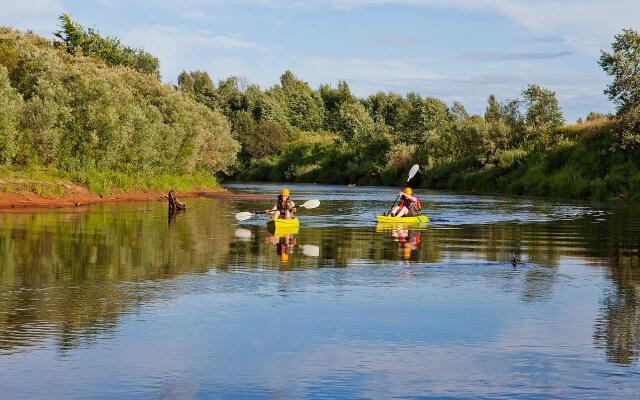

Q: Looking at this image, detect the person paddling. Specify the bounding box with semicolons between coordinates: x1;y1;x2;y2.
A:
389;187;421;217
270;188;297;220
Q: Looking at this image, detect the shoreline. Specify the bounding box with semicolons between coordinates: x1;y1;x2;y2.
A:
0;188;271;212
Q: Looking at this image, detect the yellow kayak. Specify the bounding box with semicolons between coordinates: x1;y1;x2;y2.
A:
376;215;429;224
269;226;299;237
267;218;300;231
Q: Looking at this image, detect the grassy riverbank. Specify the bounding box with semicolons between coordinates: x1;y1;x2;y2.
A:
0;167;219;198
420;119;640;200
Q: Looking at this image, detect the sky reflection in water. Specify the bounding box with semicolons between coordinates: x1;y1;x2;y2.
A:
0;184;639;399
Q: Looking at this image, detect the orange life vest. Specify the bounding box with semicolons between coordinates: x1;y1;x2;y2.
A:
399;196;421;210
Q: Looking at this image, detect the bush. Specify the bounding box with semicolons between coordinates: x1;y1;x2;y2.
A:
0;66;22;164
494;148;528;170
0;27;239;184
244;121;287;159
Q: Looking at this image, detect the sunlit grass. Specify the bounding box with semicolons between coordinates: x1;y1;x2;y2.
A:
0;166;219;197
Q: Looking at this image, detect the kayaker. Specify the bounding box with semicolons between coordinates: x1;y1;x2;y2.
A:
270;188;297;220
389;187;421;217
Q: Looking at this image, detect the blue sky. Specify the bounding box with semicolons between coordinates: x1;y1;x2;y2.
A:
3;0;639;121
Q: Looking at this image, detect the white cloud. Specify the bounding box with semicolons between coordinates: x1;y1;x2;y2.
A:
121;25;257;80
248;0;640;55
303;57;441;85
124;26;255;51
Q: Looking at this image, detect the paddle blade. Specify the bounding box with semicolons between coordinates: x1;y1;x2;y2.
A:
407;164;420;182
235;228;253;240
301;199;320;209
235;212;255;221
301;244;320;257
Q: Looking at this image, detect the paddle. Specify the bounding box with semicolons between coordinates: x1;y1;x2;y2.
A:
301;244;320;257
386;164;420;215
235;228;253;239
235;199;321;221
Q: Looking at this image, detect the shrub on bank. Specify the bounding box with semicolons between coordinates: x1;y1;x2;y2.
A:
0;27;239;194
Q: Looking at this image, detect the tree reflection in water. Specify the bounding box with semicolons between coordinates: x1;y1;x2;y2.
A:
0;197;639;368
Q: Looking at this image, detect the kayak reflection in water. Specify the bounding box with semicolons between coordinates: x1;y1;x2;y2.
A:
267;232;297;264
391;228;422;260
269;188;297;220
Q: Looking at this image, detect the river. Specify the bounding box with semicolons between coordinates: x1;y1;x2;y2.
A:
1;183;639;399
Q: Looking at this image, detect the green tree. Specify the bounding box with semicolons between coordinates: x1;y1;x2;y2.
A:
485;95;501;123
244;121;287;158
1;26;238;174
451;116;493;163
319;81;353;131
402;94;451;146
0;66;22;164
251;89;291;131
177;70;217;109
216;76;245;115
586;111;606;121
599;28;640;113
338;100;375;142
54;14;160;78
521;84;564;129
364;92;408;131
451;101;470;123
277;71;325;131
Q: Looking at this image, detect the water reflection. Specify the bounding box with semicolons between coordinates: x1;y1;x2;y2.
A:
375;224;425;261
0;188;640;398
594;256;640;365
0;201;235;355
267;230;297;265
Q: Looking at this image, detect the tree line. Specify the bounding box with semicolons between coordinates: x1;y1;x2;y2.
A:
176;66;571;184
2;15;640;198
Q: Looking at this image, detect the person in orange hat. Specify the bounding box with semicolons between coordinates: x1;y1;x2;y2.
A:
270;188;296;220
389;187;421;217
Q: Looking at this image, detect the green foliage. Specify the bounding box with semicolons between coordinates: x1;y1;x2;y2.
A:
0;166;219;197
71;168;219;196
485;95;501;123
615;104;640;150
450;101;470;122
494;148;528;170
0;42;20;76
522;84;564;130
0;66;22;164
277;70;325;131
319;81;354;131
0;27;238;194
243;121;287;158
364;91;408;132
402;94;451;146
587;111;606;121
338;100;375;142
54;14;160;78
600;28;640;113
9;18;639;203
177;70;217;108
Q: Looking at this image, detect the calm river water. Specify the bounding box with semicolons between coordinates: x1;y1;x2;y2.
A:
1;183;639;399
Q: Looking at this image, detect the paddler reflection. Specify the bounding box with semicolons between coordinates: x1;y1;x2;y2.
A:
267;231;297;264
390;227;422;260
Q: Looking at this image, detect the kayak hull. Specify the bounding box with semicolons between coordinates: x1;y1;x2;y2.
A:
375;215;429;224
267;218;300;232
269;226;299;237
